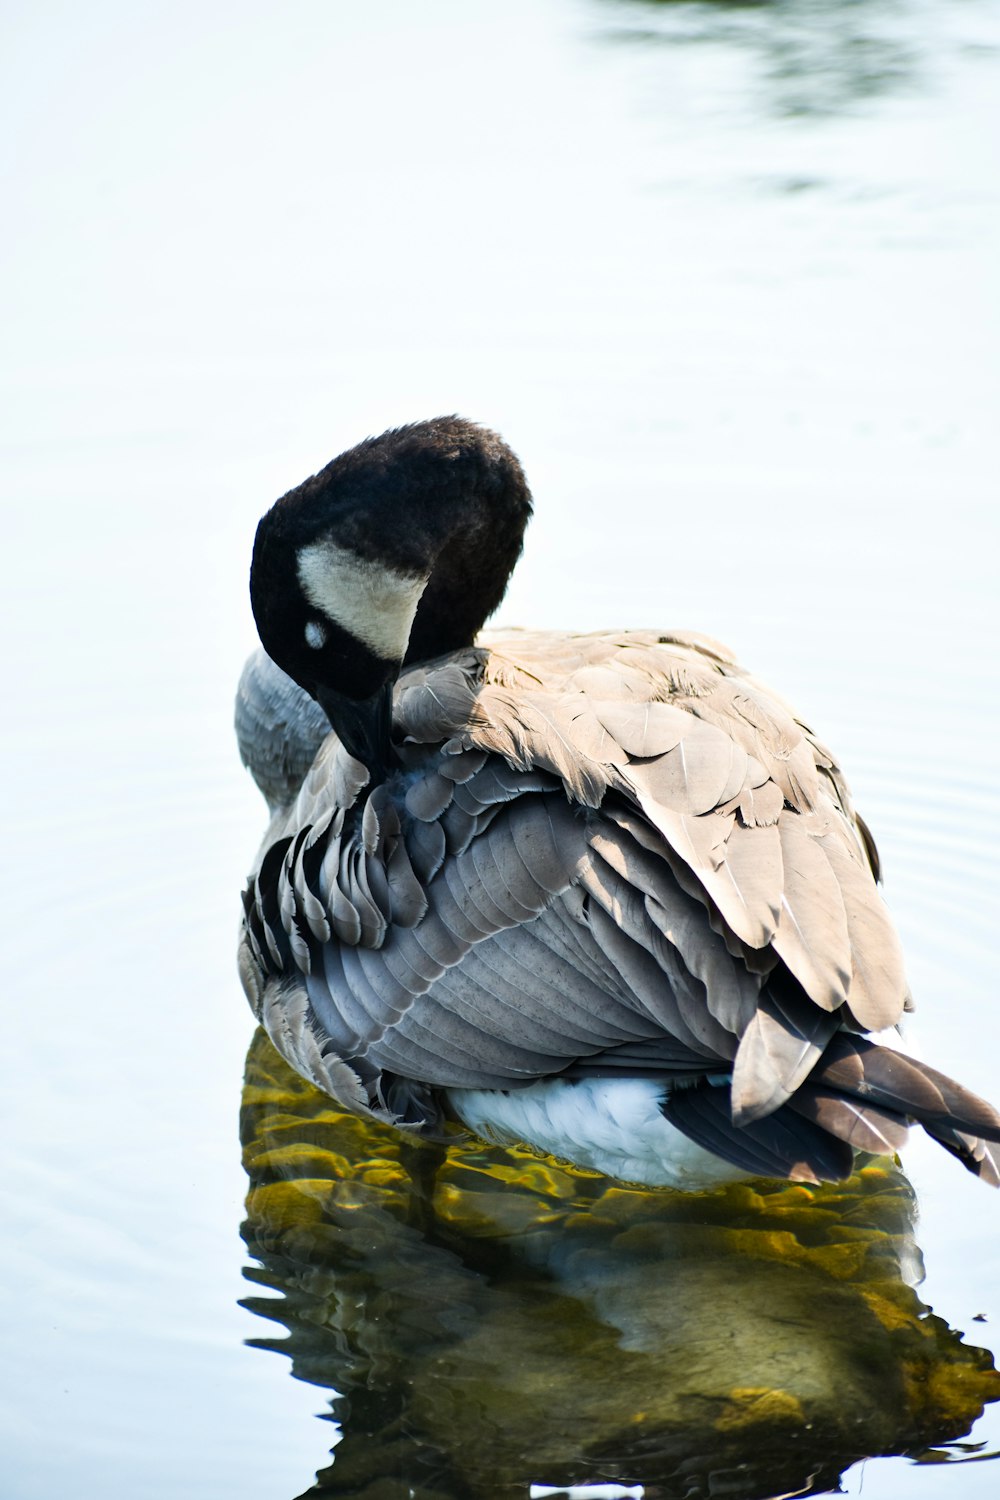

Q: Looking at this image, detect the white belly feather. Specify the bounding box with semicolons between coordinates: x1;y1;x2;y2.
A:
447;1077;750;1191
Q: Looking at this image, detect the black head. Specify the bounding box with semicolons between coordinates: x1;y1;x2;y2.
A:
249;417;532;772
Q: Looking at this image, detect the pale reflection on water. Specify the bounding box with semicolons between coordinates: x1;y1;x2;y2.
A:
241;1033;999;1499
598;0;931;118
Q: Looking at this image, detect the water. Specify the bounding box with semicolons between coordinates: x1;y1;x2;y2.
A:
2;0;999;1495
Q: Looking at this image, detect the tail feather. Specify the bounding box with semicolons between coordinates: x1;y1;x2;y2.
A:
923;1123;1000;1188
663;1036;1000;1187
809;1035;1000;1145
787;1084;910;1158
662;1081;853;1184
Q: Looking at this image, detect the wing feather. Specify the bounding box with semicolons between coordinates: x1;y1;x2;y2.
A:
815;829;907;1029
771;814;851;1009
585;820;759;1035
730;985;839;1124
712;820;784;947
662;1080;853;1183
404;771;454;821
582;899;728;1060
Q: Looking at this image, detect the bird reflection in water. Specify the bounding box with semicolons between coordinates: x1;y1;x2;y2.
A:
240;1030;999;1500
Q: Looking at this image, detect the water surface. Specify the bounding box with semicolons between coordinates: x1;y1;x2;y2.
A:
2;1;999;1496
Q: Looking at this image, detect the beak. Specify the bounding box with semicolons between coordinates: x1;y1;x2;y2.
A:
315;677;397;783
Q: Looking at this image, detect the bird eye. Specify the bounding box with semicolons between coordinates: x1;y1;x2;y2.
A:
304;619;327;649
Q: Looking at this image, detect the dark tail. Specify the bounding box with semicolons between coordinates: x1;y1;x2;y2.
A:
662;1036;1000;1186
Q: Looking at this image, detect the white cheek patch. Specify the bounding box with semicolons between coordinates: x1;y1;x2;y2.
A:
296;539;428;662
304;619;327;649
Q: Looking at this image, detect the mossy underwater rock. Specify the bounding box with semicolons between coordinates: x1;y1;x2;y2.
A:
240;1028;999;1500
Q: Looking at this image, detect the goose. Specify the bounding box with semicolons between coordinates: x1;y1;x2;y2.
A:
237;416;1000;1189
